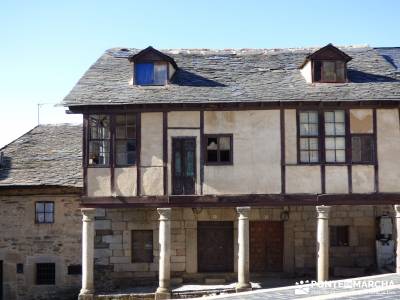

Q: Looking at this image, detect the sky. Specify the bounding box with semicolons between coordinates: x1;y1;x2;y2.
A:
1;0;399;148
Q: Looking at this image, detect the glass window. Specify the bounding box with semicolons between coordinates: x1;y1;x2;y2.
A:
35;202;54;224
115;114;137;166
135;62;168;85
205;135;232;164
88;115;110;165
314;60;346;83
324;110;346;163
36;263;56;285
132;230;153;263
352;135;374;163
299;111;319;163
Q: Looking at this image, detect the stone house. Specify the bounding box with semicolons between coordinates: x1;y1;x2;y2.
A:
0;125;83;299
1;44;400;300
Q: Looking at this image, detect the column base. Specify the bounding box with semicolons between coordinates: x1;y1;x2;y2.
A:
78;292;94;300
235;283;252;293
155;288;171;300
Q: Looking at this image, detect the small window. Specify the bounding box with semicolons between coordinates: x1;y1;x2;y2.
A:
330;226;349;247
67;265;82;275
351;135;375;163
325;110;346;163
132;230;153;263
36;263;55;285
314;60;346;83
205;135;233;164
35;202;54;224
299;111;319;163
116;114;137;166
135;62;168;85
17;263;24;274
88;115;110;165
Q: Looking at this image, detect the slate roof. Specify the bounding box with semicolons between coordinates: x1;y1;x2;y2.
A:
375;47;400;72
62;45;400;107
0;125;83;188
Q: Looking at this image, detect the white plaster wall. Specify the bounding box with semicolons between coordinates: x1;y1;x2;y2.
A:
352;165;374;193
168;111;200;128
141;113;163;167
115;167;137;196
350;109;373;134
167;129;200;195
87;168;111;197
285;109;297;164
325;166;348;194
377;109;400;192
300;60;312;83
141;167;163;195
203;110;281;194
285;166;321;194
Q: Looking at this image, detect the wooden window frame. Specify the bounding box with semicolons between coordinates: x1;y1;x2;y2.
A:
134;61;169;86
351;134;375;164
330;225;349;247
35;201;54;224
85;113;139;168
87;114;111;167
297;110;321;164
312;60;347;83
324;110;346;163
204;134;233;165
35;263;56;285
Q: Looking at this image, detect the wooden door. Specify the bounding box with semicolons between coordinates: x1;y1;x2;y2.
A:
172;138;196;195
197;221;234;272
250;221;284;272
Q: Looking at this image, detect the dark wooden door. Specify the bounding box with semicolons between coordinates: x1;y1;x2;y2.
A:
250;221;284;272
172;138;196;195
198;221;234;272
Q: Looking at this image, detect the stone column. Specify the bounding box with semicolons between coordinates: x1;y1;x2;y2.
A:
395;205;400;273
79;208;96;300
156;208;172;300
316;205;331;282
236;207;251;292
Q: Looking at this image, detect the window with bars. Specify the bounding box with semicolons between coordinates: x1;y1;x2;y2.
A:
132;230;153;263
115;114;137;166
351;135;375;163
330;226;349;247
205;135;233;164
88;115;110;165
35;202;54;224
324;110;346;163
36;263;55;285
299;111;319;163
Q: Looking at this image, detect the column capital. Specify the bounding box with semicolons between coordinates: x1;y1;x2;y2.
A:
236;206;251;218
316;205;331;219
157;208;172;220
394;205;400;217
81;208;96;221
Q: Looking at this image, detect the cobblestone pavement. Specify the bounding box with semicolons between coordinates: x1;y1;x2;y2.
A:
206;273;400;300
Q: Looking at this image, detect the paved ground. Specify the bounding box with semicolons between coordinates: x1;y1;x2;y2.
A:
197;273;400;300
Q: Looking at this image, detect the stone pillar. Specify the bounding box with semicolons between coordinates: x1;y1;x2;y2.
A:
316;205;331;282
79;208;96;300
395;205;400;273
155;208;172;300
236;207;251;292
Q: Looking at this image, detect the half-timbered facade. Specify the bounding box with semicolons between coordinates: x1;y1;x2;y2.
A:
62;44;400;300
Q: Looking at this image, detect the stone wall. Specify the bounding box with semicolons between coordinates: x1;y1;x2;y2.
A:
94;205;393;289
0;192;82;300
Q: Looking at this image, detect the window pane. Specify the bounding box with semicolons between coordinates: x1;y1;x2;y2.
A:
324;112;334;123
300;151;310;163
116;126;126;139
336;137;345;149
310;151;319;162
299;112;308;123
126;114;136;125
325;137;335;149
336;150;346;162
322;61;336;82
135;63;154;85
127;140;136;152
326;150;335;162
220;150;231;162
45;202;54;213
308;112;318;123
314;61;322;82
308;124;318;136
89;141;110;165
325;123;335;135
36;203;45;213
300;124;309;135
116;153;127;165
207;138;218;150
116;114;126;125
186;151;195;176
309;138;319;150
219;137;231;150
174;152;181;176
127;126;136;139
127;152;136;165
352;136;362;162
45;213;54;223
37;213;45;223
335;123;345;135
207;150;218;162
335;110;345;122
154;63;168;85
300;138;309;150
336;61;345;82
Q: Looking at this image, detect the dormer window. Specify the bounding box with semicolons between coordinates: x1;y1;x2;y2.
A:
135;62;168;85
300;44;352;84
129;46;178;86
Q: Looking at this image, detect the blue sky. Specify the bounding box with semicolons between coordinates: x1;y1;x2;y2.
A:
1;0;399;147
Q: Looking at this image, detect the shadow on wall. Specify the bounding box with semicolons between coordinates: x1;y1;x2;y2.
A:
348;69;399;83
172;69;227;87
0;155;11;180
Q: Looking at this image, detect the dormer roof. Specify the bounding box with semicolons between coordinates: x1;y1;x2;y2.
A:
128;46;178;69
300;44;352;68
